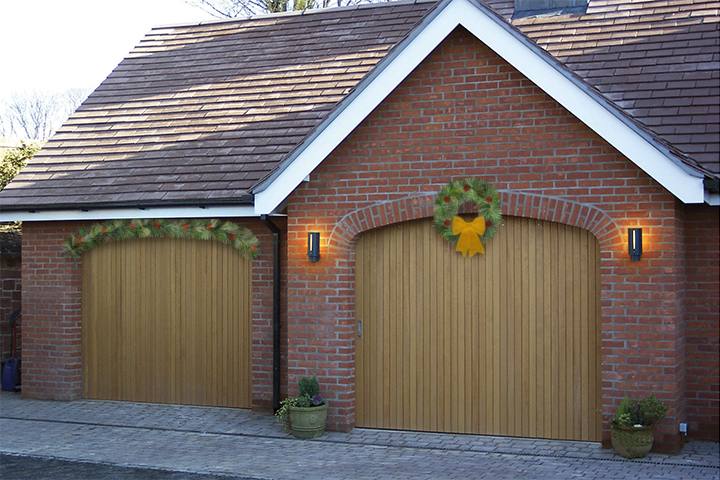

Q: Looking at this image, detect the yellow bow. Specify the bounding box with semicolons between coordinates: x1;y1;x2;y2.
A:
452;216;486;257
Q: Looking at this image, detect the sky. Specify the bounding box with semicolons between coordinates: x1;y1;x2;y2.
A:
0;0;217;104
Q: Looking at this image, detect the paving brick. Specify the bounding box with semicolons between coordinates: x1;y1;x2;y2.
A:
2;391;718;480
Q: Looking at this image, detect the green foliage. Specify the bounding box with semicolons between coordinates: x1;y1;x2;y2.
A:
298;375;320;398
638;394;669;425
432;178;502;247
0;222;22;257
614;395;634;427
613;394;668;427
275;397;301;429
0;141;42;190
64;218;260;260
275;375;325;428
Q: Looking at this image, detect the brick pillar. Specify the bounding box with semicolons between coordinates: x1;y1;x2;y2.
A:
600;206;687;454
285;216;355;432
21;222;84;400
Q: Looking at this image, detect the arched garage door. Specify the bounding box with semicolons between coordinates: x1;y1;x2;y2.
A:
82;238;252;408
355;216;601;441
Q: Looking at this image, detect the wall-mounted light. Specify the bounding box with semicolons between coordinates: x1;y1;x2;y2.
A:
628;228;642;261
308;232;321;262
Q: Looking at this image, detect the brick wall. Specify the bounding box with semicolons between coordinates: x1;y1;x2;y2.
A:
247;217;289;411
281;27;707;451
21;221;86;400
684;204;720;441
1;255;22;362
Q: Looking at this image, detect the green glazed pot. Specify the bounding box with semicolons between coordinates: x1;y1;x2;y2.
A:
288;403;328;439
611;423;655;459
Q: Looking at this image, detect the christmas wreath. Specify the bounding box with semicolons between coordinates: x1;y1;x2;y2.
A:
64;218;260;260
433;178;502;257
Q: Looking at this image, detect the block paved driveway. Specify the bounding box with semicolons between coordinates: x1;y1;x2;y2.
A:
1;392;718;480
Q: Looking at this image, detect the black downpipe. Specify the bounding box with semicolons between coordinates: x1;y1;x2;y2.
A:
261;215;282;411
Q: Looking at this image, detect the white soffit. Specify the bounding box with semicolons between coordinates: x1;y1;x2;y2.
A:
253;0;705;214
0;205;256;222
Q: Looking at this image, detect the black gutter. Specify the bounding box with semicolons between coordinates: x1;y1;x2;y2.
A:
704;177;720;193
260;215;282;411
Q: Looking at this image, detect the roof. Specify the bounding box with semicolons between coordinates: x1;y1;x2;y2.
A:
0;1;437;213
0;0;717;218
253;0;713;212
495;0;720;174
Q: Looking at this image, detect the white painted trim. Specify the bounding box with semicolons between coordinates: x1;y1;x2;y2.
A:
254;0;706;214
0;205;257;222
452;0;706;203
253;1;460;214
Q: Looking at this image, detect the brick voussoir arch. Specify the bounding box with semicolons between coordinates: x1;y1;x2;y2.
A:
328;191;622;253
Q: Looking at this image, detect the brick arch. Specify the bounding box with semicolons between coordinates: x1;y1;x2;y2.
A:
328;191;622;253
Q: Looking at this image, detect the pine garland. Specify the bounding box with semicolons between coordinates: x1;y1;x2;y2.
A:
64;219;260;260
433;178;502;247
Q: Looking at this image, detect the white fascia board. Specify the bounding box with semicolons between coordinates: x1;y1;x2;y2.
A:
0;205;257;222
254;0;705;214
253;1;462;215
453;0;705;203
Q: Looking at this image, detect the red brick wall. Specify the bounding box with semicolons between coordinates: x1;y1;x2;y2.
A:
1;255;22;362
21;221;86;400
684;204;720;441
247;217;289;411
281;27;707;451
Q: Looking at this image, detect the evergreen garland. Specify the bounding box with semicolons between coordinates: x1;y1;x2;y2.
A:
64;219;260;260
433;178;502;247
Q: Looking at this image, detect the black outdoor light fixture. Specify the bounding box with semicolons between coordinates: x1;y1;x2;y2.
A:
308;232;321;262
628;228;642;261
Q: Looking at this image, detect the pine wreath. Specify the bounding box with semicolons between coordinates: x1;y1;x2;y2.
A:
433;178;502;257
64;219;260;260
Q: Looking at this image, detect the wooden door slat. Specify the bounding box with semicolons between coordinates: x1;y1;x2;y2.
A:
82;238;252;408
355;217;602;441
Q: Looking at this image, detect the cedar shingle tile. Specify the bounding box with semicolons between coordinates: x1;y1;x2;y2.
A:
500;0;719;173
1;0;717;210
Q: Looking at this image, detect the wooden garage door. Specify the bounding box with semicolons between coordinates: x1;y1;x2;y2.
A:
355;216;601;441
82;238;252;408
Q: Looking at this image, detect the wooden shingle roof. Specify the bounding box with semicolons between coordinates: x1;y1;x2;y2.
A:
0;0;717;214
0;1;437;210
488;0;720;174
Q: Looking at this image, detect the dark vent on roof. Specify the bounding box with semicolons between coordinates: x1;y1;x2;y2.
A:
513;0;587;18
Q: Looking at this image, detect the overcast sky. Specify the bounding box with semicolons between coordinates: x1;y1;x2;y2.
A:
0;0;217;104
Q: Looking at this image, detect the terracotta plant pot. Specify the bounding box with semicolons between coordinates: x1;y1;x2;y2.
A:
288;403;328;439
611;423;655;459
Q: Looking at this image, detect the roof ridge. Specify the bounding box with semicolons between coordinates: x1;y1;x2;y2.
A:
150;0;440;31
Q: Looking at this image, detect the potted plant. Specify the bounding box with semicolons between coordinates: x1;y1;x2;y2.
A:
610;394;668;458
275;375;328;439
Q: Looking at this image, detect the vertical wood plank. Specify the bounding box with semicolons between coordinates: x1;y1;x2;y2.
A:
355;235;365;425
82;238;252;408
353;217;601;441
424;223;435;431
